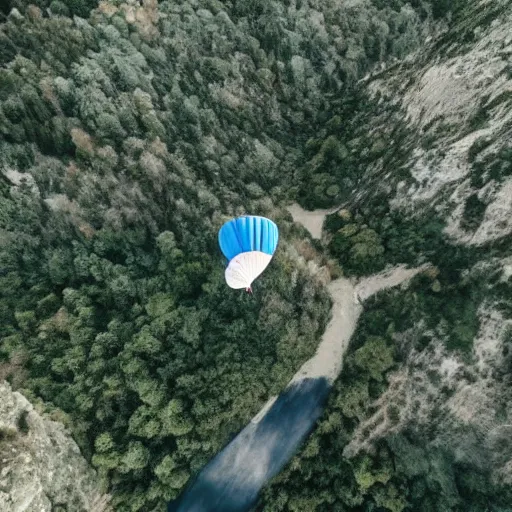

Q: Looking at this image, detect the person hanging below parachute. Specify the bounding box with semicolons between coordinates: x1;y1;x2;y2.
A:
218;215;279;293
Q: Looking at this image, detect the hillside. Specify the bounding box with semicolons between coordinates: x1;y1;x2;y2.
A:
0;0;511;511
0;380;109;511
258;1;512;511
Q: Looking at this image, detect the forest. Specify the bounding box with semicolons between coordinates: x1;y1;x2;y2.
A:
1;0;511;511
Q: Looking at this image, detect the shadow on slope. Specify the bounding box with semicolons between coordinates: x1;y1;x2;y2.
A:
168;377;330;512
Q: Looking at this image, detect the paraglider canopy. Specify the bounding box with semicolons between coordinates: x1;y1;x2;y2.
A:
218;215;279;290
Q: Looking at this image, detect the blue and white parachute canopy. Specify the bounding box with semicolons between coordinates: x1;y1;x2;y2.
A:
218;215;279;289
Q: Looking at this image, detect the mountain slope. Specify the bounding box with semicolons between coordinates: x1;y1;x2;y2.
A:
1;1;511;511
0;381;109;511
257;2;512;511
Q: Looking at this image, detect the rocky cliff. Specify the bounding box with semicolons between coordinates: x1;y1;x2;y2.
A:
344;0;512;476
0;0;511;511
0;381;108;512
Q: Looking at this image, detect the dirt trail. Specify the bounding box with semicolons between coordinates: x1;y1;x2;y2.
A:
289;265;427;386
171;208;430;512
289;277;360;385
286;203;339;239
286;205;429;385
356;264;431;303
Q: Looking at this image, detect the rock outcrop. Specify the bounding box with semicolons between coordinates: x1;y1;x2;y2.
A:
0;381;109;512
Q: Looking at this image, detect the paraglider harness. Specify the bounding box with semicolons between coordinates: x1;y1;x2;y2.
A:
245;286;253;294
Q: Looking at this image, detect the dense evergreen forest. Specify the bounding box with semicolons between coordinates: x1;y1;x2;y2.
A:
1;0;511;511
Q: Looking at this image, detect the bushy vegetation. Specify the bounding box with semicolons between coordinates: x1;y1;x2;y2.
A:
257;261;512;511
470;143;512;189
0;0;507;511
0;0;433;508
324;196;476;277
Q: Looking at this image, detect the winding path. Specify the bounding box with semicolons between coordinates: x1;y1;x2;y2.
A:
286;203;429;385
289;265;429;387
169;206;428;512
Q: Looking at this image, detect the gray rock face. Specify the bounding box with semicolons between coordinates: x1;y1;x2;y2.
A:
0;381;109;512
